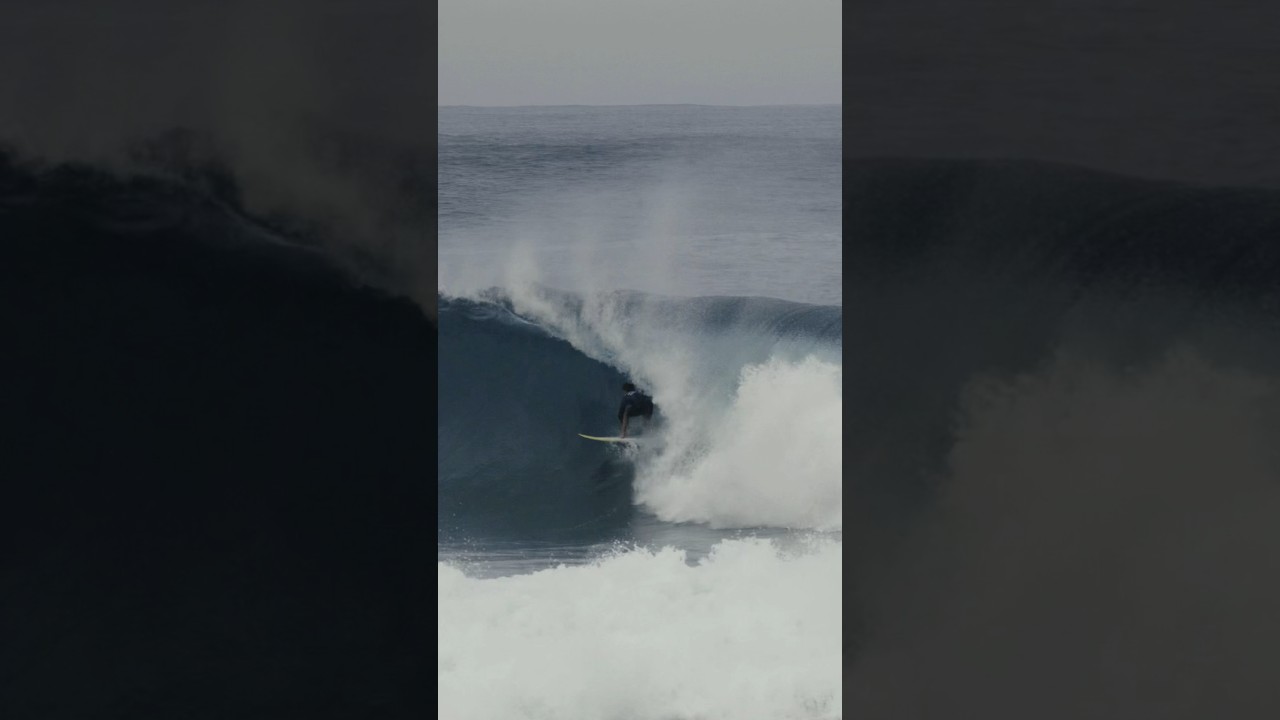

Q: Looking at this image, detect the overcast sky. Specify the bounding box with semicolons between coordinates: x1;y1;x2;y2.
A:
438;0;840;106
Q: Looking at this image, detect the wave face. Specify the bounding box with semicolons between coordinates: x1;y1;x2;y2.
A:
438;296;635;539
845;158;1280;717
438;287;842;540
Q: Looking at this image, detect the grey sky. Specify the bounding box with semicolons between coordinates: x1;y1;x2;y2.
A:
439;0;841;106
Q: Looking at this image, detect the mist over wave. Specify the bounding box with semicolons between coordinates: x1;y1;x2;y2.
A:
846;157;1280;717
438;105;841;307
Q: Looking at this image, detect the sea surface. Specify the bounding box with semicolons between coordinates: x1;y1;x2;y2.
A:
437;105;844;719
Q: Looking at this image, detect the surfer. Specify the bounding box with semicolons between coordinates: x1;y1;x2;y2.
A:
618;383;655;438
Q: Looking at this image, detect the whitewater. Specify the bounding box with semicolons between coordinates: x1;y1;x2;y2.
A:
437;105;842;719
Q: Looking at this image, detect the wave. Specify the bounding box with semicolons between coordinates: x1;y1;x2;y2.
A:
438;287;842;539
844;157;1280;528
1;150;433;715
845;158;1280;714
438;295;636;539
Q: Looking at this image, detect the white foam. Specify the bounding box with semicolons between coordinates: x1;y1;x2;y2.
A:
438;537;842;720
639;356;843;530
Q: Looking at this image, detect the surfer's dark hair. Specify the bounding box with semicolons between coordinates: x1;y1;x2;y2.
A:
622;383;636;392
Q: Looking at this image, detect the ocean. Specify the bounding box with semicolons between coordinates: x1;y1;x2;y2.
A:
437;105;844;719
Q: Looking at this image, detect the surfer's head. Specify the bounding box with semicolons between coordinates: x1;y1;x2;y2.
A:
622;383;636;392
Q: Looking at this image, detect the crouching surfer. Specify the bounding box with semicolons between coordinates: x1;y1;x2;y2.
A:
618;382;656;438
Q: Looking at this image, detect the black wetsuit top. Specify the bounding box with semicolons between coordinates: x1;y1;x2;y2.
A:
617;391;655;423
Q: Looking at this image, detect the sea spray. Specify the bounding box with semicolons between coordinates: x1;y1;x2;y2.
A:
638;355;843;530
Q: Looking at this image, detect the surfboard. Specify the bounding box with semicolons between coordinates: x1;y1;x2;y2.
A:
578;433;639;444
